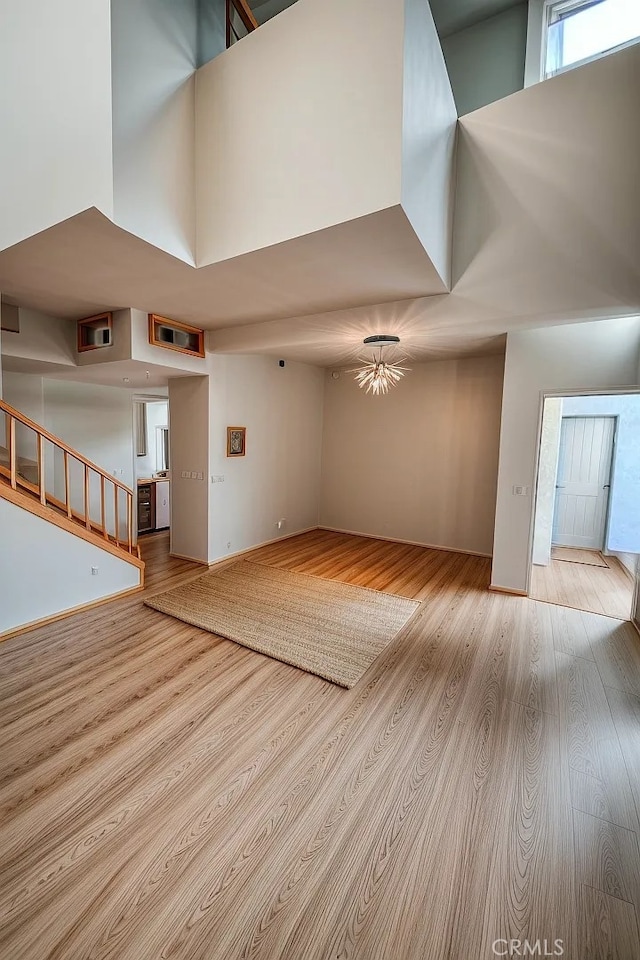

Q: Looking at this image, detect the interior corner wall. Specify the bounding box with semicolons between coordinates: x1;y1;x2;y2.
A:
492;317;640;594
195;0;404;266
0;0;113;252
401;0;457;287
208;356;324;562
441;4;528;116
320;353;505;556
169;375;210;562
111;0;197;264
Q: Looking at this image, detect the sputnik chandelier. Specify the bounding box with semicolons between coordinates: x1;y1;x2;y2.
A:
349;335;410;396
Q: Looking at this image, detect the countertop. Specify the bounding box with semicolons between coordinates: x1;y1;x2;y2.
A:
137;477;171;485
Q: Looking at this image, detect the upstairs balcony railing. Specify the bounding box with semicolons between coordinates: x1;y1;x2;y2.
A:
226;0;299;47
226;0;258;47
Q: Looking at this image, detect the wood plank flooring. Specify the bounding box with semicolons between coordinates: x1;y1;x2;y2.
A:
531;551;634;621
1;530;640;959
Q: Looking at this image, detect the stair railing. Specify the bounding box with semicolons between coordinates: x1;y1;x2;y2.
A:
0;398;137;556
226;0;258;47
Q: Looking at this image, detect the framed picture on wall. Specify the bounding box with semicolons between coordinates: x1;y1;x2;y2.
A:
227;427;246;457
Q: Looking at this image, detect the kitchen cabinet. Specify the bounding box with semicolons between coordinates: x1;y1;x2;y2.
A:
137;483;155;533
137;478;170;533
155;480;170;530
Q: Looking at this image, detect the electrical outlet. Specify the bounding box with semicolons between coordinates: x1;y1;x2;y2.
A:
512;485;530;497
91;566;99;576
226;541;232;550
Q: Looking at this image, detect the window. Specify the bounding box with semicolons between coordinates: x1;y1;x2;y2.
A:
526;0;640;84
544;0;640;78
148;314;205;359
156;426;170;472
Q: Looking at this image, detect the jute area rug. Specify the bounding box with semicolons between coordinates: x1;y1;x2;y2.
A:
145;560;420;688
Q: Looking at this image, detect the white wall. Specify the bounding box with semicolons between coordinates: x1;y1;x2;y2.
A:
402;0;457;287
1;371;45;460
195;0;404;266
169;375;210;562
453;44;640;322
441;5;528;116
2;373;136;533
111;0;197;263
492;317;640;593
321;353;505;555
42;379;134;488
1;310;76;367
0;0;113;252
208;356;324;560
0;498;140;635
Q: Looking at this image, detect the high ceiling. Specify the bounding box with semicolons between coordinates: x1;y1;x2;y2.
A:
1;28;638;377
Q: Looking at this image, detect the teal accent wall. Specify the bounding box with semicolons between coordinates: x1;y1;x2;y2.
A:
441;3;528;116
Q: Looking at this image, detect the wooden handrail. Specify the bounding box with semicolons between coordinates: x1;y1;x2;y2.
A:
0;398;137;556
0;398;133;496
226;0;258;46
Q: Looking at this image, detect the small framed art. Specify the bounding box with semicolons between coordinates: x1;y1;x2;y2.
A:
227;426;246;457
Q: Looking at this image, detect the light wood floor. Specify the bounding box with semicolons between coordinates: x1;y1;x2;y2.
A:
2;531;640;959
531;549;634;620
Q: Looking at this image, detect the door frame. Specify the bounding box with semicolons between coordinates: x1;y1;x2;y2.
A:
551;413;618;553
526;386;640;603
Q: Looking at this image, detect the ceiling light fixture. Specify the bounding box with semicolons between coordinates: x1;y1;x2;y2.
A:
349;335;410;396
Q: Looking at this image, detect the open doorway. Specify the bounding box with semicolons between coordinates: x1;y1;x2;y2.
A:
132;396;170;538
530;392;640;620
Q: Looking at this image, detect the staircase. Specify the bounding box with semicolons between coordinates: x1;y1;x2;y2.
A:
0;398;143;573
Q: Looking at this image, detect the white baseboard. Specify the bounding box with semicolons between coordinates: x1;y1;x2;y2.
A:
317;525;492;559
169;551;209;565
207;526;320;568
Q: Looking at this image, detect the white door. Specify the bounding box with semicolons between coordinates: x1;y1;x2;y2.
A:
552;416;615;550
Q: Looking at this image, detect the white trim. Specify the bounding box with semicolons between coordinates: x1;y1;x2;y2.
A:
318;526;492;559
168;551;210;565
204;526;321;567
525;0;546;86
